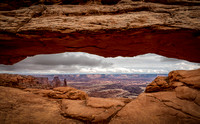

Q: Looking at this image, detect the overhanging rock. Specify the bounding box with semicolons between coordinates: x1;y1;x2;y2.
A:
0;0;200;64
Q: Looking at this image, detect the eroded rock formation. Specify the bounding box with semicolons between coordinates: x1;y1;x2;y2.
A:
25;86;88;99
0;68;200;123
0;86;83;123
52;76;61;87
0;0;200;64
0;73;52;89
0;73;38;88
144;0;200;5
61;97;130;123
145;68;200;92
110;68;200;123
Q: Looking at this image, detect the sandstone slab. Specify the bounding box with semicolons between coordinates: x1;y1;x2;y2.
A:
175;86;198;101
61;97;129;123
110;91;200;124
0;86;82;123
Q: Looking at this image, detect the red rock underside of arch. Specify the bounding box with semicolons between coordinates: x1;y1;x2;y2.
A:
0;1;200;64
1;28;200;65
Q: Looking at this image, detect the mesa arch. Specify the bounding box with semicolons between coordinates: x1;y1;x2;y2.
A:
0;0;200;65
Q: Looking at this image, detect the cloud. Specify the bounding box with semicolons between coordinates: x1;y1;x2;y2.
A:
0;52;113;74
160;57;183;62
22;53;112;67
0;52;199;74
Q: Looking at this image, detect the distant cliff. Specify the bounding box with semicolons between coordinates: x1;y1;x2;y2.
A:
0;74;51;89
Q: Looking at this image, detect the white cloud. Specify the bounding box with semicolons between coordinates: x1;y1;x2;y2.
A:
0;52;199;74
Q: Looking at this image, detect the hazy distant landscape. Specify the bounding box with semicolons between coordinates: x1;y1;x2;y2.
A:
33;74;167;98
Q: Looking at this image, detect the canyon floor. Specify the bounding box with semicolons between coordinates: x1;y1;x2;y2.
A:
0;69;200;123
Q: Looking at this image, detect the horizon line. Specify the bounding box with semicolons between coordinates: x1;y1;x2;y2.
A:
0;72;168;75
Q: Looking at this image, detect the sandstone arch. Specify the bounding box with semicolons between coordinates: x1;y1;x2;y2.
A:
0;0;200;65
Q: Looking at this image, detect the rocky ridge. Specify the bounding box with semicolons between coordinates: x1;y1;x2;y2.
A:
0;68;200;123
110;68;200;124
0;0;200;64
145;68;200;92
0;73;52;89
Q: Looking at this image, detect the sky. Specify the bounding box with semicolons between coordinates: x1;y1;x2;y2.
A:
0;52;199;74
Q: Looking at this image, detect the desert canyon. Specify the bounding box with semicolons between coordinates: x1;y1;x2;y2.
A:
0;0;200;124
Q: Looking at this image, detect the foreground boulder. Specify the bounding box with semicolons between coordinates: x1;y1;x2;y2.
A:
110;68;200;124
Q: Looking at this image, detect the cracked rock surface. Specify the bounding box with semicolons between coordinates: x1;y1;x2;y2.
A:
61;97;130;123
110;68;200;124
0;86;83;123
0;68;200;123
0;0;200;64
145;68;200;92
110;90;200;124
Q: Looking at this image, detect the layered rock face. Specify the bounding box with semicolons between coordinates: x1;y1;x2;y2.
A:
0;0;121;11
110;68;200;124
0;74;51;89
0;74;38;88
0;0;200;64
144;0;200;5
25;86;88;99
145;68;200;92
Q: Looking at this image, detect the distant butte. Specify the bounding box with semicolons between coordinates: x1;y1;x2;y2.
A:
0;0;200;64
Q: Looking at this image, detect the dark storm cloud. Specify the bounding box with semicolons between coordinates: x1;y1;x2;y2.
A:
0;64;80;73
0;53;199;74
28;53;112;67
0;65;17;71
0;53;113;73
